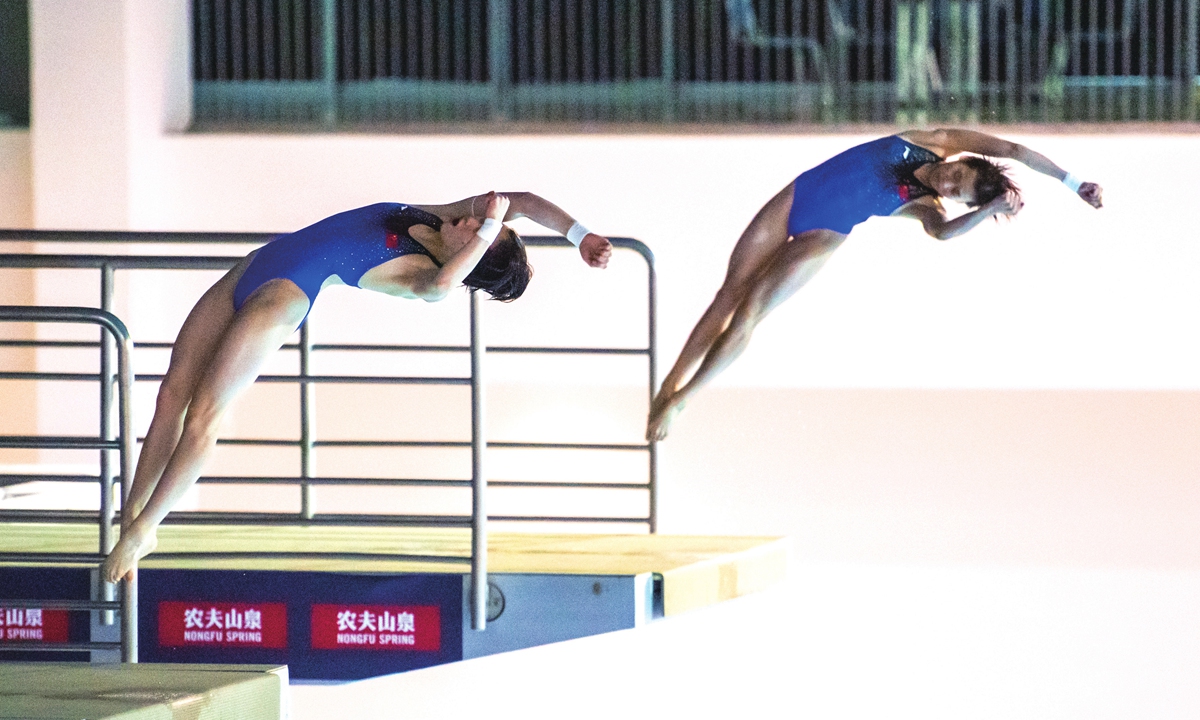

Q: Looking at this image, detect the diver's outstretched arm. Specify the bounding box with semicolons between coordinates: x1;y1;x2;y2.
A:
905;128;1104;208
417;192;612;268
895;192;1023;240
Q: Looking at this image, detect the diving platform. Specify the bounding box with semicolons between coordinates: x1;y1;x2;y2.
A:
0;523;788;681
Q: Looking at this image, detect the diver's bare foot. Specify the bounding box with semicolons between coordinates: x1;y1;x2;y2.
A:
646;394;685;442
101;527;157;583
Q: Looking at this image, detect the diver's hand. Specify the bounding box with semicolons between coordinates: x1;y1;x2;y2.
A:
989;189;1023;218
1077;182;1103;209
579;234;612;268
482;191;510;221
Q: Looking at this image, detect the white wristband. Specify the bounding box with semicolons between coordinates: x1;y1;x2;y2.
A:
1062;173;1083;193
565;221;591;247
476;218;502;245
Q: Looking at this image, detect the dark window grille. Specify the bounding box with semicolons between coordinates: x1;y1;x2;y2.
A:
0;0;30;128
192;0;1200;127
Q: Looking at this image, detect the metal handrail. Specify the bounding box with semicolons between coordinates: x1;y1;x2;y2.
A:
0;233;658;530
0;230;657;637
0;307;137;662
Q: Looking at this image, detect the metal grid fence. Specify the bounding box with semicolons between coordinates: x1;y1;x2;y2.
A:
0;306;137;662
0;230;658;639
193;0;1200;126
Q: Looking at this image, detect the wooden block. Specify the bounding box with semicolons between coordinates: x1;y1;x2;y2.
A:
0;662;286;720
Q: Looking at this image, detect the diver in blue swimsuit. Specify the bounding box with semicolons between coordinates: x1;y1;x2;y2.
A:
233;203;468;319
647;128;1105;441
103;191;613;582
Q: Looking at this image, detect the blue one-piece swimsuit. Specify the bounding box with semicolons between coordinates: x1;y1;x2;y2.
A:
787;135;941;237
233;203;443;318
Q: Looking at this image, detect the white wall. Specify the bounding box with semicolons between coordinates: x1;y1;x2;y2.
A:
17;0;1200;569
29;0;131;228
0;129;36;459
0;130;31;227
130;131;1200;391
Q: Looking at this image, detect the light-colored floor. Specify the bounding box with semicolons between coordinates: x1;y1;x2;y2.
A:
292;561;1200;720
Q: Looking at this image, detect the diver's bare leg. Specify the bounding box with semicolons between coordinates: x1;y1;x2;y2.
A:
102;279;309;582
650;185;795;423
648;229;846;440
123;256;255;526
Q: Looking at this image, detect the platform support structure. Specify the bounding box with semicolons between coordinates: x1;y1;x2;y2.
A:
470;290;487;631
299;321;316;519
647;246;659;533
99;264;117;624
0;306;139;661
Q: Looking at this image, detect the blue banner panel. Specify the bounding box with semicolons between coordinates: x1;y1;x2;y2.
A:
139;569;462;680
0;567;91;662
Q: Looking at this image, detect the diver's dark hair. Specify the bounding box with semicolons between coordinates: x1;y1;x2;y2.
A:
464;227;532;302
959;155;1020;208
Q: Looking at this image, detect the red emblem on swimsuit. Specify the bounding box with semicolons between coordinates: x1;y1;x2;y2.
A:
385;233;399;249
897;184;911;202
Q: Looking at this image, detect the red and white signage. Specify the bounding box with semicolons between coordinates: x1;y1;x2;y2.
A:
0;607;69;643
310;604;440;652
158;601;288;648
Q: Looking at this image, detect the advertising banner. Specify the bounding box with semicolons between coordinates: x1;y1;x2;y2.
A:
139;569;462;680
0;567;91;662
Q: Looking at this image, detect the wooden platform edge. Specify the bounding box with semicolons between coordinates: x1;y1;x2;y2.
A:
659;536;791;616
0;663;287;720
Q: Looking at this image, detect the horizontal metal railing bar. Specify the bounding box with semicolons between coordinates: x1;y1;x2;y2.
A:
211;438;458;447
0;599;120;610
148;551;468;564
0;233;649;253
306;344;649;355
158;512;459;527
0;339;649;356
0;552;105;564
0;230;272;244
0;509;474;527
0;254;240;270
486;346;649;355
195;477;648;490
0;241;654;277
202;438;651;451
0;435;119;450
0;473;649;491
135;373;470;386
488;515;652;524
0;340;100;349
0;510;650;527
0;474;106;486
0;642;121;652
0;371;108;382
492;440;651;451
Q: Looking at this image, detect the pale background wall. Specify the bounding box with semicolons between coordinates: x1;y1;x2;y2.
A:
3;0;1197;570
0;128;35;460
4;1;1200;717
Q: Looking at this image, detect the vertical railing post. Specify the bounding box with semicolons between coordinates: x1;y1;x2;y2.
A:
98;265;116;625
660;0;676;122
489;0;512;121
113;319;138;663
300;321;316;520
895;0;932;124
896;2;913;115
469;291;488;631
1186;0;1199;119
321;0;338;127
647;255;659;534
